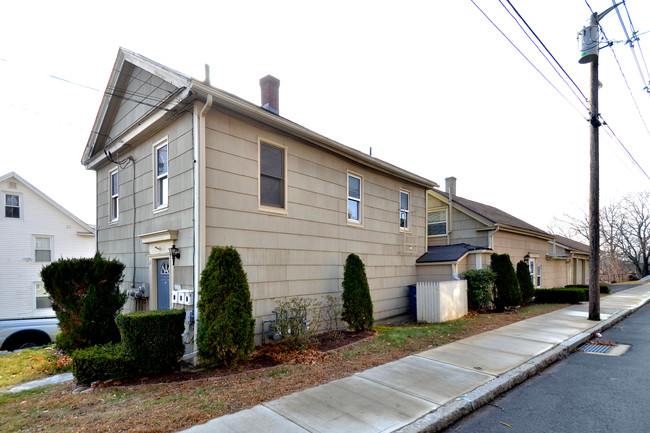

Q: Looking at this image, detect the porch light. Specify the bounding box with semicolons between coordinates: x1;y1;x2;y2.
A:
169;244;181;265
523;254;530;263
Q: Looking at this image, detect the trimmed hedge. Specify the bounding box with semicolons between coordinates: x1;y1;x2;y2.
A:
564;284;610;294
72;343;129;386
535;288;589;304
116;309;186;377
72;309;186;385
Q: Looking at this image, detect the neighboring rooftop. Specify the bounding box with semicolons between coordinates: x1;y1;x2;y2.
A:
433;189;551;238
416;243;491;264
553;234;590;254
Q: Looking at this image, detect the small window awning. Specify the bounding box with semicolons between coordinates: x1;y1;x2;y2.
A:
416;243;491;264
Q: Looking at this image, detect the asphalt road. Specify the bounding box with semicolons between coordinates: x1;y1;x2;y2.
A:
442;301;650;433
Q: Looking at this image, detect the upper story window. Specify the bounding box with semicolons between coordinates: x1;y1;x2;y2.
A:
109;169;119;222
259;141;286;209
5;193;20;218
400;190;410;231
427;209;447;236
155;140;168;209
347;173;362;223
35;282;52;309
34;236;52;262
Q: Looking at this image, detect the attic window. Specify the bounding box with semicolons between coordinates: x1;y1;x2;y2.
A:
5;194;20;218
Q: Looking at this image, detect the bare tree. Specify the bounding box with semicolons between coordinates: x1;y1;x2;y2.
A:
549;192;650;281
618;192;650;278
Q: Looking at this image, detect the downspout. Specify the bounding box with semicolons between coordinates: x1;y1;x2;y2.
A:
190;94;212;363
447;187;453;244
488;225;500;250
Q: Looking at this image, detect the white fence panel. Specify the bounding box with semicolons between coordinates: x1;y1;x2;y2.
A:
416;280;468;323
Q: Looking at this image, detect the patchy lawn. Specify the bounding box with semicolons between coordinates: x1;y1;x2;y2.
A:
0;304;566;433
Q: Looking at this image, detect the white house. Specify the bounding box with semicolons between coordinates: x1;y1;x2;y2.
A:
0;172;95;320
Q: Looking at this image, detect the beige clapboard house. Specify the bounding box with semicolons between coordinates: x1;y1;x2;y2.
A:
418;177;590;289
81;48;437;345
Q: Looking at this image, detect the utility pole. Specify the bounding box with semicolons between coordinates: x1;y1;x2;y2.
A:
579;4;622;321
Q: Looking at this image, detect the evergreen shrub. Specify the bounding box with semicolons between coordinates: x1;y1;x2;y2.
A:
341;253;374;332
72;343;128;386
197;246;255;367
116;309;186;376
535;288;589;304
564;284;610;294
490;253;521;310
40;253;126;353
462;268;497;311
516;260;536;304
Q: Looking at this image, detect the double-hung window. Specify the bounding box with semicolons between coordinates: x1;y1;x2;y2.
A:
35;282;52;309
5;194;20;218
259;142;286;209
427;209;447;236
347;174;362;223
155;141;168;209
400;191;410;230
109;169;118;222
34;236;52;262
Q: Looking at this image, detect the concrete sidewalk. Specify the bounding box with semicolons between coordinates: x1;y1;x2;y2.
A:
180;283;650;433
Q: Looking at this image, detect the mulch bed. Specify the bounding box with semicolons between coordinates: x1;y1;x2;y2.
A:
97;330;374;388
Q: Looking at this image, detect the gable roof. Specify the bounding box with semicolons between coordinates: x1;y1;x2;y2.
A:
82;48;438;190
416;243;492;264
0;172;95;234
430;189;552;240
552;234;589;254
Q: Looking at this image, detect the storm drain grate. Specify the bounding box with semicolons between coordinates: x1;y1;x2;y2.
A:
577;342;630;357
579;344;613;354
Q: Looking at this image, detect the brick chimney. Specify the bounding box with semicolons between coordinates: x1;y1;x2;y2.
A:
260;75;280;115
445;176;457;197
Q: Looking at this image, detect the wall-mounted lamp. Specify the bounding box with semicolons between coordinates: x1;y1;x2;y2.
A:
169;244;181;265
523;254;530;263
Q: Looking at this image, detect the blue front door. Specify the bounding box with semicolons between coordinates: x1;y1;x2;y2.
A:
157;258;170;310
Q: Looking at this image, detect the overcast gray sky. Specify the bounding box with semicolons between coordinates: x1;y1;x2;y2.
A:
2;0;649;231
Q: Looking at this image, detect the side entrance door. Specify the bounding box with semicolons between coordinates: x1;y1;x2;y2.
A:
157;258;170;310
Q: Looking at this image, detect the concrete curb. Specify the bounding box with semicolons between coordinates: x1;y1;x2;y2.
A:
397;298;650;433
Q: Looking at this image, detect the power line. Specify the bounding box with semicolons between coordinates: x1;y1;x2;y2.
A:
600;117;650;180
470;0;589;119
502;0;589;107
